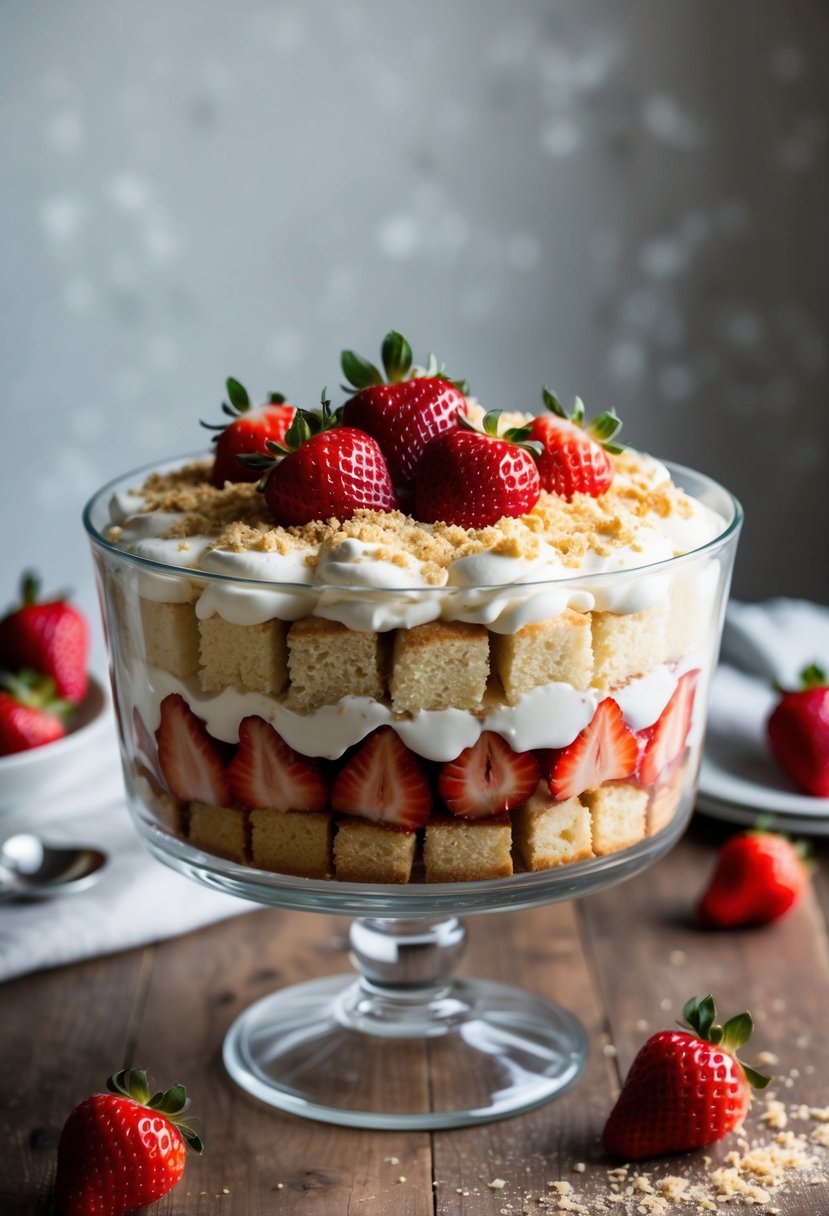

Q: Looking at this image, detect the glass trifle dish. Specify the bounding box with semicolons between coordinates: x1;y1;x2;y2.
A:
84;333;742;1127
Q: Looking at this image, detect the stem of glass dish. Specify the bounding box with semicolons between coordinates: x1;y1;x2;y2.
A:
335;916;471;1039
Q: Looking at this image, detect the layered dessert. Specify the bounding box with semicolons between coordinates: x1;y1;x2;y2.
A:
90;333;736;884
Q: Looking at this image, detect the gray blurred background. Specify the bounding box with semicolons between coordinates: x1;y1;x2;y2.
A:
1;0;827;642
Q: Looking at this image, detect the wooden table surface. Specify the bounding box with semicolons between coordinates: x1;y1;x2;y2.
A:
4;816;829;1215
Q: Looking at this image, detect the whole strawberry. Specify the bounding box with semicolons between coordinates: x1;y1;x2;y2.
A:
603;995;770;1160
54;1069;203;1216
766;662;829;797
696;829;809;928
241;392;399;526
202;377;295;487
0;572;89;702
529;387;623;500
414;411;541;529
341;331;468;489
0;671;70;755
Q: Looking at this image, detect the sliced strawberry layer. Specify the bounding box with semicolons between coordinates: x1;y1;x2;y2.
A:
438;732;540;819
637;670;699;787
228;715;328;811
156;693;231;806
331;727;431;830
542;697;638;801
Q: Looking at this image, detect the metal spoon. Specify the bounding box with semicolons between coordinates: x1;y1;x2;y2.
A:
0;834;107;898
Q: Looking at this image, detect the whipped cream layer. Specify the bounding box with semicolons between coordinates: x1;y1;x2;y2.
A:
124;655;701;763
107;450;727;633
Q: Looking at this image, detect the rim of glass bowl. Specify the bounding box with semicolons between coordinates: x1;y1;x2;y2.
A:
83;451;743;590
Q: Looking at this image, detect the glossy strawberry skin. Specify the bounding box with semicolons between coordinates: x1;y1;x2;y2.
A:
767;685;829;797
263;427;399;526
228;715;328;811
0;597;89;703
0;690;65;755
438;733;540;819
55;1093;187;1216
602;1029;751;1159
331;728;431;829
542;698;638;802
414;429;540;529
155;693;231;806
211;403;295;487
637;669;698;787
696;831;809;928
342;377;466;489
529;414;614;500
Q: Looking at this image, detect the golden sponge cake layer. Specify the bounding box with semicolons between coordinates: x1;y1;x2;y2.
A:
390;621;489;712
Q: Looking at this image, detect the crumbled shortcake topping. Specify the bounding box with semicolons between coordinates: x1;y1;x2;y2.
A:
119;448;698;579
468;1094;829;1213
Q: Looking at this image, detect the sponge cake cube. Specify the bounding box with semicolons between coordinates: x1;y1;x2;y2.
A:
390;622;489;713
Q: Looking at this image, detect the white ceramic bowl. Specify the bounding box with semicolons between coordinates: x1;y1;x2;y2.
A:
0;675;112;814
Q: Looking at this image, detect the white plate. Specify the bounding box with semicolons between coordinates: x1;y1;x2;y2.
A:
0;675;115;814
698;666;829;822
695;794;829;837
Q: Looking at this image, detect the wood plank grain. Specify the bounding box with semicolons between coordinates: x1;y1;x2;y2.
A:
431;901;618;1215
580;817;829;1213
0;949;149;1216
129;907;434;1215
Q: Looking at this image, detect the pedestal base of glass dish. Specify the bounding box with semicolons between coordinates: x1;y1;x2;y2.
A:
223;916;586;1129
140;800;694;1130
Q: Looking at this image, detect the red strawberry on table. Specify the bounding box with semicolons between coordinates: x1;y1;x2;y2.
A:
54;1068;202;1216
529;387;623;500
542;697;638;801
202;377;295;488
438;732;540;819
414;411;542;529
331;727;431;829
240;392;399;526
603;994;771;1160
228;715;328;811
637;669;699;787
0;671;71;756
340;331;468;489
156;693;231;805
0;571;90;702
696;829;810;928
766;662;829;797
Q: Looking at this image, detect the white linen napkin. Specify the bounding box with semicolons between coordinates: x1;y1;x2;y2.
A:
702;598;829;805
0;708;250;984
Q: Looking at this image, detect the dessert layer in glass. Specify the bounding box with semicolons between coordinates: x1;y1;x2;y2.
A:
86;458;740;885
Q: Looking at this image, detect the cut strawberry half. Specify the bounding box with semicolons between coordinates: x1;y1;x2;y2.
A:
331;727;431;830
156;693;232;806
638;670;699;787
542;698;638;801
438;732;540;819
228;716;328;811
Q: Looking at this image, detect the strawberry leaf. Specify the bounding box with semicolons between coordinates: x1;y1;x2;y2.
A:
148;1084;189;1116
800;662;827;690
179;1124;205;1154
589;410;622;444
682;993;716;1040
541;386;568;419
268;391;286;404
741;1063;773;1091
381;331;413;383
107;1069;150;1104
226;378;250;413
341;349;384;390
721;1012;754;1053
